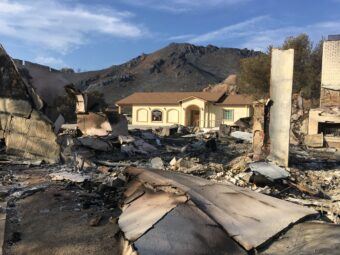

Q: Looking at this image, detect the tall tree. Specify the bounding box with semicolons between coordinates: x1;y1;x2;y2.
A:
238;50;270;97
282;34;313;97
237;34;323;99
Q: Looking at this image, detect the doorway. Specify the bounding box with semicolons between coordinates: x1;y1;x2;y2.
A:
186;105;200;127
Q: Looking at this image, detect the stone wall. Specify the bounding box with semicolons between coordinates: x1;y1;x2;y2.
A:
0;45;60;163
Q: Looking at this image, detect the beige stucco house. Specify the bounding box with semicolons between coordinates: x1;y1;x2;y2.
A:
116;92;253;128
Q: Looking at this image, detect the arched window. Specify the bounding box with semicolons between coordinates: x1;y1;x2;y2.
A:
167;109;179;123
152;110;163;122
136;108;148;122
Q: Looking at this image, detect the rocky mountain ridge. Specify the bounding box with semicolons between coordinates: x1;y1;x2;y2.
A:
15;43;259;107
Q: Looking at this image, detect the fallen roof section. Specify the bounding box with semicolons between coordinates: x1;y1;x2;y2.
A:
120;167;317;253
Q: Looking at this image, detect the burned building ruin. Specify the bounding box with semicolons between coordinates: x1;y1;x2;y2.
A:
307;35;340;148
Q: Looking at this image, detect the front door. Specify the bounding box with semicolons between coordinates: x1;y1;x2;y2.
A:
191;110;200;126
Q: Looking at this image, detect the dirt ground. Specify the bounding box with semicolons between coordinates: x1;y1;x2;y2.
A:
2;168;123;255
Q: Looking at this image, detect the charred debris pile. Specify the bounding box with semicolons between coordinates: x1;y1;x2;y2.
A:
0;45;339;254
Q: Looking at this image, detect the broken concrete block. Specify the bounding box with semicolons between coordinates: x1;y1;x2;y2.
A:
49;171;90;183
77;112;112;136
230;131;252;142
150;157;164;169
249;162;290;181
219;124;231;137
118;135;135;144
169;157;177;166
305;134;324;148
77;112;128;137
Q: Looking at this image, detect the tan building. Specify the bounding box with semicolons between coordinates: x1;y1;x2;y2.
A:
116;92;253;128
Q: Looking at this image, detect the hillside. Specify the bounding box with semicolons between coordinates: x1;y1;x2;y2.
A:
15;43;259;106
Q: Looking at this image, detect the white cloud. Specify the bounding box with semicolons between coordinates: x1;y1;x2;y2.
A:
170;16;340;51
189;16;269;44
33;56;66;68
124;0;250;13
168;34;196;41
0;0;145;53
240;21;340;50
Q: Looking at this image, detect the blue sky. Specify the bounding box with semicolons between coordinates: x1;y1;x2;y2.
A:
1;0;340;71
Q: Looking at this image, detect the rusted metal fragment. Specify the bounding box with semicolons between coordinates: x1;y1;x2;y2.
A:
125;167;316;251
119;189;187;241
269;49;294;167
259;222;340;255
134;202;246;255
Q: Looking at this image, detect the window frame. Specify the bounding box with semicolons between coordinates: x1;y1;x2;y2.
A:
223;109;234;121
151;109;163;122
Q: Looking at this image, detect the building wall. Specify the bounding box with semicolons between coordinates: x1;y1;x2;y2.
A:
132;105;184;127
181;98;206;128
209;105;252;127
131;101;252;128
321;40;340;91
320;40;340;107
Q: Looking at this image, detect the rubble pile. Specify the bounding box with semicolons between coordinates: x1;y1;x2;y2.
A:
290;93;311;145
0;45;339;254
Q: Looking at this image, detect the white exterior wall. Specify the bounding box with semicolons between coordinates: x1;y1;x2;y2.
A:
132;105;184;126
209;105;251;127
130;99;252;128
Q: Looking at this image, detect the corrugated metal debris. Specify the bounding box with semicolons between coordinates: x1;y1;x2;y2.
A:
119;167;317;253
